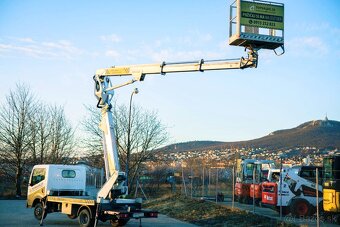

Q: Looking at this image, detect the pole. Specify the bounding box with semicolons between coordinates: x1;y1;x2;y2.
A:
208;168;211;197
316;168;319;227
202;166;205;198
126;88;138;189
253;166;255;214
232;166;235;210
215;168;218;203
134;180;139;198
279;156;283;220
182;163;187;196
191;167;193;199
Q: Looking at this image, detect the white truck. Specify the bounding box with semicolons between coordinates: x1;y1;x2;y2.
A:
26;163;152;227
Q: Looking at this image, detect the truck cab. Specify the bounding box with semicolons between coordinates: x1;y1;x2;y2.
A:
27;165;86;208
235;159;257;203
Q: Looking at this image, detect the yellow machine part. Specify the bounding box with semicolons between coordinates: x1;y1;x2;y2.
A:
323;188;340;212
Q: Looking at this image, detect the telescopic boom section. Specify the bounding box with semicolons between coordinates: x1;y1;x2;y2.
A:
95;49;258;81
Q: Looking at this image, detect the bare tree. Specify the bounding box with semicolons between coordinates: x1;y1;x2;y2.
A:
28;104;52;164
81;105;103;156
81;102;169;190
118;106;169;188
48;105;76;163
0;84;36;197
28;104;75;164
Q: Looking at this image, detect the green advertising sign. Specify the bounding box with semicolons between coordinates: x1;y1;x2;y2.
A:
240;1;284;30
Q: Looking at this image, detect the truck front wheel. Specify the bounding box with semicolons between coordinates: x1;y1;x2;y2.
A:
78;208;94;227
34;202;47;221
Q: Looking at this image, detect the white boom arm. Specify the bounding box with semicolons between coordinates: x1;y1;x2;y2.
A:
95;48;258;201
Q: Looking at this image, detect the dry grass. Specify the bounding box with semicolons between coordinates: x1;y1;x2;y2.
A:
144;194;296;227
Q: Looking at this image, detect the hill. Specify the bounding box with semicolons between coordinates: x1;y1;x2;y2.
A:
228;119;340;150
160;118;340;152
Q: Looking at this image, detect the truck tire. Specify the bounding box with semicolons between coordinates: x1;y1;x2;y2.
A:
34;202;47;221
78;208;94;227
110;218;130;226
290;199;312;217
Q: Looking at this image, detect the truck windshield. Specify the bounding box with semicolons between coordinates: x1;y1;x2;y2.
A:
31;168;46;186
244;163;254;180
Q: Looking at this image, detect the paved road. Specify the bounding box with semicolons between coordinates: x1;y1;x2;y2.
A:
0;200;197;227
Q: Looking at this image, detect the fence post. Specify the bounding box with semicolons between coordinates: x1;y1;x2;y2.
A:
232;166;235;210
182;163;187;196
253;166;255;214
191;167;193;198
202;167;205;198
208;168;211;198
215;168;218;203
316;168;319;227
279;156;283;221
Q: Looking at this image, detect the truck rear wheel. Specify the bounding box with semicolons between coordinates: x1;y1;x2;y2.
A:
78;208;94;227
110;218;130;226
34;202;47;221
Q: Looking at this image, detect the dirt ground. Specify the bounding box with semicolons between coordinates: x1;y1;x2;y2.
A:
144;195;296;227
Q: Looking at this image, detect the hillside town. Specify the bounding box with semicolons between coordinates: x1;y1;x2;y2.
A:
152;146;339;169
148;116;339;169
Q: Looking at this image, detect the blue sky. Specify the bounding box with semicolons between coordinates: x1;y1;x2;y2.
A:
0;0;339;144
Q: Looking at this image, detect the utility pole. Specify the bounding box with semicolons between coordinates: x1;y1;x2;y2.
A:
126;88;138;189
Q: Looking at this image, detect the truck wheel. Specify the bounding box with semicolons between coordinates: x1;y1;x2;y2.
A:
290;199;311;217
34;202;47;221
78;208;94;227
110;218;130;226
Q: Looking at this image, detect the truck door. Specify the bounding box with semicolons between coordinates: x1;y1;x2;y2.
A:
27;167;47;206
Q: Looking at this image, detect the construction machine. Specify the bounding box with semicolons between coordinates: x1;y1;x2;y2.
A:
323;154;340;223
234;159;275;204
249;160;276;205
262;165;323;217
234;159;256;203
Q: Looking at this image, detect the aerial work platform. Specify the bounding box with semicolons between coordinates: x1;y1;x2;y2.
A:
229;0;284;51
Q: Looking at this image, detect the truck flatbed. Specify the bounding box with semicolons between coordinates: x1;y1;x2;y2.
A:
47;195;96;206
